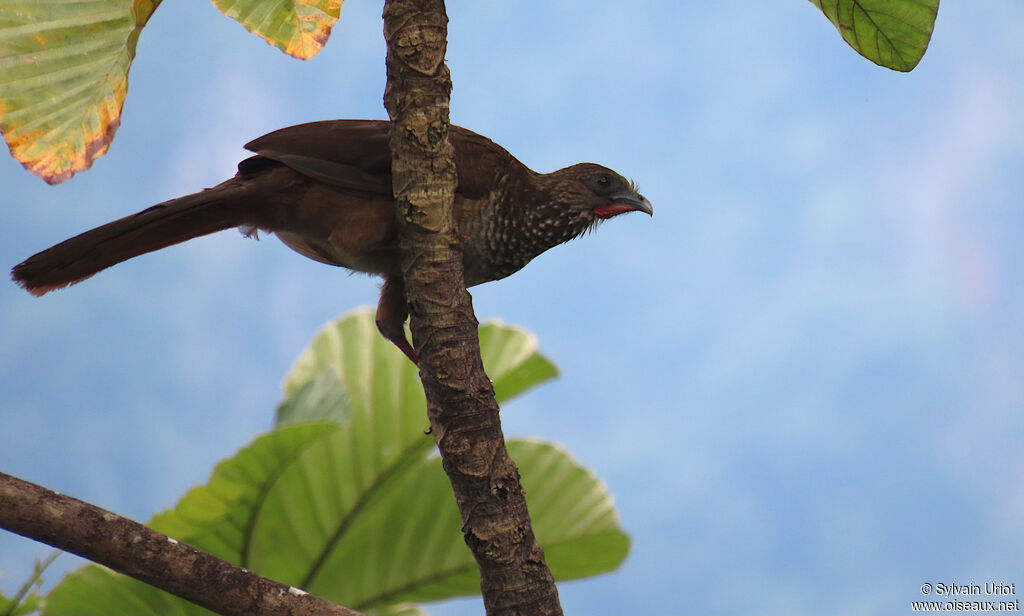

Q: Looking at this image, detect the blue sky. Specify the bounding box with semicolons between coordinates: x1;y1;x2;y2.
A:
2;1;1023;614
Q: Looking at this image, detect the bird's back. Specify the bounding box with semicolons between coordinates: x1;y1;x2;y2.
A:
243;119;524;201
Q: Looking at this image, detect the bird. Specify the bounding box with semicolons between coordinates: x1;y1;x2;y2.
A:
11;119;653;363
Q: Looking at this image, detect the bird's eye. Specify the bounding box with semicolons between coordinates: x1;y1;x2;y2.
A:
597;174;611;187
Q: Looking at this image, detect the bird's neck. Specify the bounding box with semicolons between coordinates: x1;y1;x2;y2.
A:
475;171;594;284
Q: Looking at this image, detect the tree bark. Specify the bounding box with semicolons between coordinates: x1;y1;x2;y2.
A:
381;2;563;615
0;471;362;616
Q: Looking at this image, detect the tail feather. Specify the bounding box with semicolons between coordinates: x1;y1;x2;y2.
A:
12;177;258;296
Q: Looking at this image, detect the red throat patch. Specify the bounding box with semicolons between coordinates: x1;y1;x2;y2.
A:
593;203;639;219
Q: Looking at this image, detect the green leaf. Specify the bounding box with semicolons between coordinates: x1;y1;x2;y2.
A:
515;441;630;582
275;368;353;427
809;0;939;72
479;320;559;402
279;307;426;430
323;439;629;609
43;312;623;615
1;549;59;616
210;0;341;60
278;309;558;426
147;422;338;560
0;0;159;184
1;592;43;616
367;605;429;616
43;567;211;616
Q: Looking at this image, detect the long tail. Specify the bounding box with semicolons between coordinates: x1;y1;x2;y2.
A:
12;175;270;296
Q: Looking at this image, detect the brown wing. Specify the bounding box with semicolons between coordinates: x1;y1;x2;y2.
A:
243;120;524;200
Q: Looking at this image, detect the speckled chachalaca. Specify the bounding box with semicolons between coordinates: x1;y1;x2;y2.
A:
11;120;653;362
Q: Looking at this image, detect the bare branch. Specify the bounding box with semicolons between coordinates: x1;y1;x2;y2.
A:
0;471;362;616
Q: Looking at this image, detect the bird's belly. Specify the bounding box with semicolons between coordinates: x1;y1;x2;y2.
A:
269;186;402;277
461;249;527;287
276;230;400;277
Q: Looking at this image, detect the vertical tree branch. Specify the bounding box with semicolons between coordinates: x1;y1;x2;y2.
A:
381;1;563;615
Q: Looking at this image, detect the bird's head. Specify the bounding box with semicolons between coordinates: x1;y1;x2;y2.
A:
531;163;652;245
549;162;653;223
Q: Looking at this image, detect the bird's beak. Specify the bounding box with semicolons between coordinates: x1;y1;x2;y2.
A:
593;189;654;219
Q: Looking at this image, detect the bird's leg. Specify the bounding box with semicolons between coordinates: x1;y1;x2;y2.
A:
376;277;418;364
